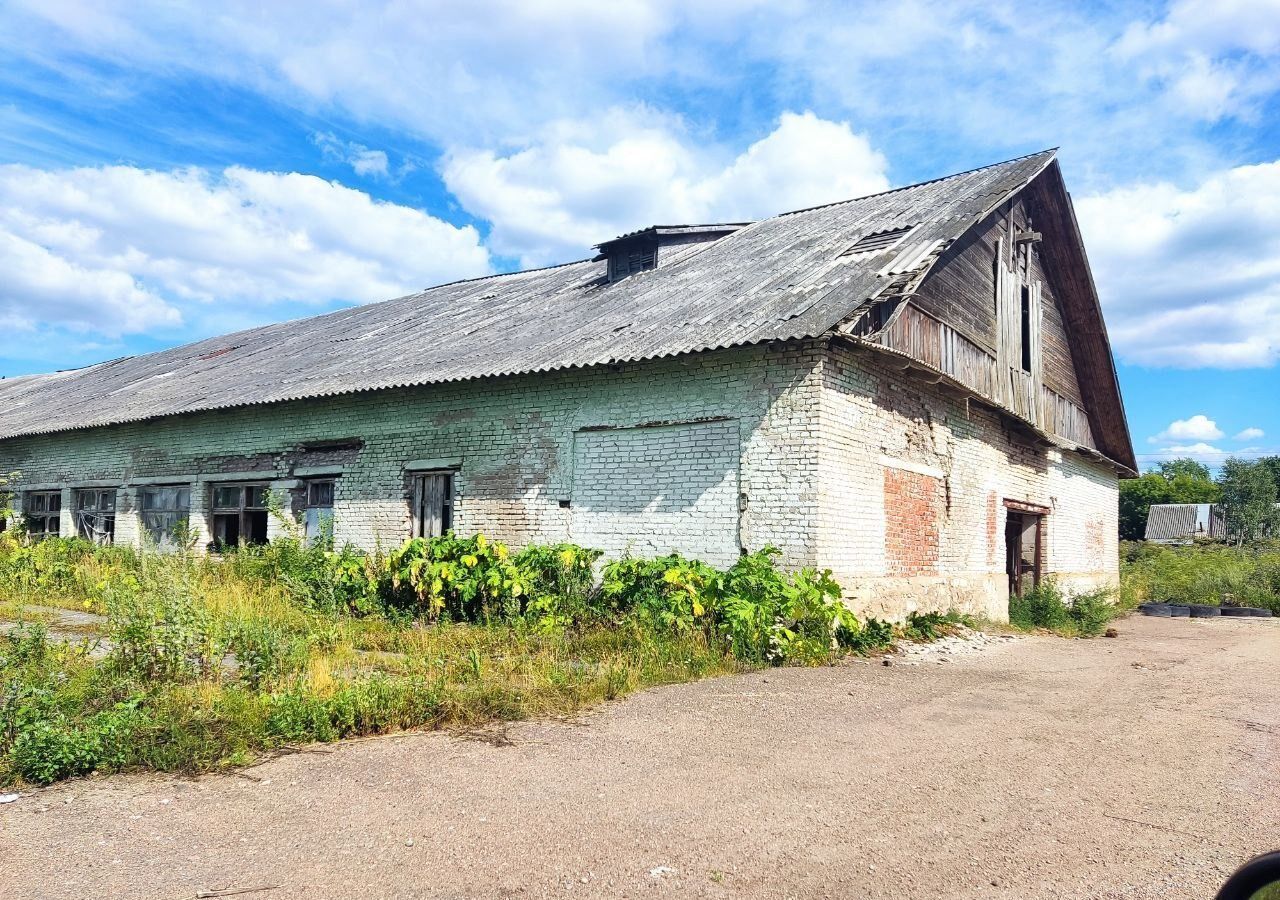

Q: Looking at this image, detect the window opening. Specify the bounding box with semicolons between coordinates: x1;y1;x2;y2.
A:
304;479;335;544
1020;284;1033;372
24;491;62;538
75;489;117;545
141;486;191;549
211;483;270;548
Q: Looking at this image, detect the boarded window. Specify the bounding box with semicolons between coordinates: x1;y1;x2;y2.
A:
210;483;269;548
24;491;62;538
304;479;335;544
411;472;454;539
141;486;190;549
75;489;117;545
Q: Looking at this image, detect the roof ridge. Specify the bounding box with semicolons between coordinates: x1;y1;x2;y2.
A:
418;255;597;294
774;147;1058;219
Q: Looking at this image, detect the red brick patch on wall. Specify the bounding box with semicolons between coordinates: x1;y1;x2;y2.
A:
884;466;943;576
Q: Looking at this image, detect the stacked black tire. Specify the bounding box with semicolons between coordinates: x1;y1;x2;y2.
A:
1139;602;1273;618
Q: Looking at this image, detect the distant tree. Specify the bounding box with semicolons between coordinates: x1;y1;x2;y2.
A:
1218;458;1280;545
1118;457;1220;541
1256;456;1280;501
1157;459;1211;481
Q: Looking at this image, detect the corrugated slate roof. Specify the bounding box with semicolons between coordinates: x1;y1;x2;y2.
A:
0;149;1057;441
1144;503;1225;542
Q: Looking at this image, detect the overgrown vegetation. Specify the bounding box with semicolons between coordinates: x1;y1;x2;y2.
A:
1008;578;1121;637
1120;541;1280;613
0;533;904;786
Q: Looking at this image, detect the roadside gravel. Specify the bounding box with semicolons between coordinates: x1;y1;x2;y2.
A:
1;615;1276;899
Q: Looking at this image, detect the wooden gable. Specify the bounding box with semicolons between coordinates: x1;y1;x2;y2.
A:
871;162;1136;474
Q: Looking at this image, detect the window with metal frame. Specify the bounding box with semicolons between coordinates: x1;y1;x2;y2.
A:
210;483;270;548
304;479;335;544
410;472;454;539
75;489;117;545
140;486;190;549
24;491;62;538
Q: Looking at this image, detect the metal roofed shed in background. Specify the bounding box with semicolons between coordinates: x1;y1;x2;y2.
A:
1144;503;1226;543
0;147;1131;478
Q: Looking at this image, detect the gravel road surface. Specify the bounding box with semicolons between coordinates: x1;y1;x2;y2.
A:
2;614;1276;899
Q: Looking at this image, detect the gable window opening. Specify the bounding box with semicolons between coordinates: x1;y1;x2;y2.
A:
141;485;191;550
211;483;270;549
75;489;117;545
304;479;336;545
412;472;454;539
1019;284;1033;373
24;491;62;539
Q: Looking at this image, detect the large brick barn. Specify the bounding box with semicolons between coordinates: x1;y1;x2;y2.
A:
0;149;1135;620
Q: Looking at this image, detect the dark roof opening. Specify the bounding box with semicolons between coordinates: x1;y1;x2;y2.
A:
840;225;915;257
595;224;749;283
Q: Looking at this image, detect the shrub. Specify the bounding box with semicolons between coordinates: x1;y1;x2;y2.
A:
104;563;220;681
386;533;532;621
1009;579;1071;631
1066;588;1114;637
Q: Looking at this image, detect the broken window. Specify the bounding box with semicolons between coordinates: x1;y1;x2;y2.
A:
141;486;190;549
411;472;454;539
304;479;335;544
24;491;62;538
75;489;117;545
210;483;270;548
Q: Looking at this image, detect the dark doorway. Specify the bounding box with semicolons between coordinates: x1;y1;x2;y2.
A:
1005;510;1042;598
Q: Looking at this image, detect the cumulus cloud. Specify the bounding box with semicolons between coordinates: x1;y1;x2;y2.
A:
444;110;890;266
1149;415;1225;444
1075;160;1280;368
1235;427;1266;441
1137;442;1230;466
0;163;491;339
311;132;391;179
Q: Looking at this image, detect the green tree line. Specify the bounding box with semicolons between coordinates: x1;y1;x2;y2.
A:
1120;456;1280;543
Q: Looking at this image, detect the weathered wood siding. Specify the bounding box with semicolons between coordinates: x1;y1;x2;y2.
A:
882;193;1097;450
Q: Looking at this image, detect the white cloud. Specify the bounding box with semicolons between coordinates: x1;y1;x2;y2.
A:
444;110;889;266
1075;161;1280;368
0;163;491;339
1138;442;1229;466
1235;427;1266;441
312;132;391;179
1150;415;1225;444
1113;0;1280;122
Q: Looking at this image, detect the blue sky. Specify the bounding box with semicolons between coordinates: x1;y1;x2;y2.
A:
1;0;1278;470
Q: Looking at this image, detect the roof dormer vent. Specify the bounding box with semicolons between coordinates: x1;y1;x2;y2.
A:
595;223;750;283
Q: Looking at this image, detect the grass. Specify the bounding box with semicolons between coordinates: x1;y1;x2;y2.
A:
1120;541;1280;612
0;534;904;786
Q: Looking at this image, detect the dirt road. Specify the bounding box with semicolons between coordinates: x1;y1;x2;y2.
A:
2;615;1277;899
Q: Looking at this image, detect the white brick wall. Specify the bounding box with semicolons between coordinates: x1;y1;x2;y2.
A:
0;338;1119;620
817;341;1119;620
570;419;742;564
0;343;823;566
